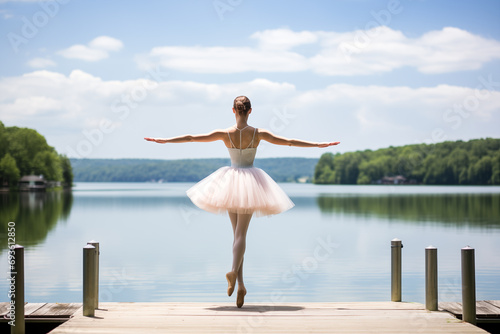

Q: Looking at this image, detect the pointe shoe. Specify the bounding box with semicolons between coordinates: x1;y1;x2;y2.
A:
226;272;237;296
237;287;247;308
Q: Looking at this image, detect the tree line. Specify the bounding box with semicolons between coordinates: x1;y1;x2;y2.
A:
314;138;500;185
0;121;73;189
71;157;318;183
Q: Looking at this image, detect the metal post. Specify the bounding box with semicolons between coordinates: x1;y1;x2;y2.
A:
87;240;100;309
461;246;476;325
83;245;97;317
425;246;438;311
11;245;25;334
391;238;402;302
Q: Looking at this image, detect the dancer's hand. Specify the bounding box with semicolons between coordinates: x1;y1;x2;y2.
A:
318;141;340;148
144;137;166;143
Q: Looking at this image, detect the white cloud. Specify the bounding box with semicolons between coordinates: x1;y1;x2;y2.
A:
1;70;499;159
88;36;124;52
58;36;123;62
250;29;318;50
58;44;109;62
138;27;500;76
27;57;57;69
147;46;308;73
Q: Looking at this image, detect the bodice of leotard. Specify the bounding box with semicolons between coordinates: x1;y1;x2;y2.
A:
227;126;257;168
228;147;257;168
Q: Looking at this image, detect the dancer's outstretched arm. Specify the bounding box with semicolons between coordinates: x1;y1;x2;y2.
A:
144;130;226;144
259;129;340;148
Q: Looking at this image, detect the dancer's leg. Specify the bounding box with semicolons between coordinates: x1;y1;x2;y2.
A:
229;212;244;284
231;213;252;274
232;212;252;308
226;212;252;299
226;212;239;296
229;211;238;235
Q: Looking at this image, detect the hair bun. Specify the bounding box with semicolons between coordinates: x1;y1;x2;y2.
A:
233;96;251;115
235;101;246;111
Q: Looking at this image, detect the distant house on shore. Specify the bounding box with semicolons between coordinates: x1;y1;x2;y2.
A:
18;175;47;191
378;175;407;185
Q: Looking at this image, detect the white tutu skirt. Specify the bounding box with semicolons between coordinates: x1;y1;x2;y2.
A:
186;166;294;217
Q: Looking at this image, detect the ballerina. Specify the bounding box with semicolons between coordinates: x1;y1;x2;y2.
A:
145;96;340;308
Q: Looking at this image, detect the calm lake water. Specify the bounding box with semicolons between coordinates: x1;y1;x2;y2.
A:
1;183;499;305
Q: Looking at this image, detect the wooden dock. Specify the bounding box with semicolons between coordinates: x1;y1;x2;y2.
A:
48;302;488;334
0;302;81;323
440;300;500;323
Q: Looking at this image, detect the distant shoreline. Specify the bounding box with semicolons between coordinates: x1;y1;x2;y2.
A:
70;157;318;183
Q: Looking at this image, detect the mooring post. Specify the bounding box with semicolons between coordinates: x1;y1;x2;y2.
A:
11;245;25;334
87;240;100;309
425;246;438;311
391;238;402;302
83;244;97;317
461;246;476;325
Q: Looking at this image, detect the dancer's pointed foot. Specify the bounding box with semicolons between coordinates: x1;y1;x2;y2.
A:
236;287;247;308
226;271;237;296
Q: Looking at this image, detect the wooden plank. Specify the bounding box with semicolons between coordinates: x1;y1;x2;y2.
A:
30;303;81;318
0;302;81;320
477;301;500;318
0;302;11;316
24;303;46;316
486;300;500;309
439;301;500;318
51;302;488;334
439;301;463;315
0;302;31;317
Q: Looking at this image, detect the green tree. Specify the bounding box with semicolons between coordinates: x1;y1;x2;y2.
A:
491;151;500;185
314;153;335;184
470;139;488;158
0;123;73;190
313;138;500;185
32;150;63;181
358;155;394;184
448;148;469;184
334;153;363;184
60;154;73;187
0;153;20;187
469;156;493;185
5;126;50;176
0;121;7;158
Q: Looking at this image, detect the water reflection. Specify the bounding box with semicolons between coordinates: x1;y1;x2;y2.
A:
0;191;73;249
316;193;500;228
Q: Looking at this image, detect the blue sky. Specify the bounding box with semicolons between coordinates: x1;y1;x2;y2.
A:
1;0;499;160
